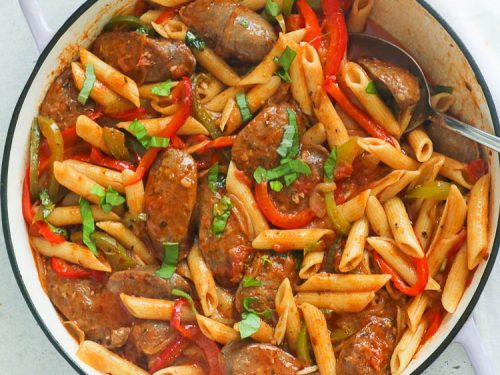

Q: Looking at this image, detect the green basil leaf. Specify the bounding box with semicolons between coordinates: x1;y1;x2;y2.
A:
211;196;232;235
274;47;297;83
239;312;262;339
242;276;263;288
265;0;281;17
324;147;337;181
186;29;206;51
235;92;253;123
365;81;378;95
283;172;298;187
105;186;126;207
78;64;96;105
270;180;284;192
79;197;98;256
265;159;311;181
276;109;299;160
47;223;68;239
149;137;170;148
151;80;173;97
155;242;179;279
261;255;272;266
129;120;170;149
207;163;226;192
39;189;55;220
253;166;268;184
172;288;198;315
242;297;274;319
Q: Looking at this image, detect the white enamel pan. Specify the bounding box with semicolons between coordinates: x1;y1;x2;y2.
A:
3;0;499;373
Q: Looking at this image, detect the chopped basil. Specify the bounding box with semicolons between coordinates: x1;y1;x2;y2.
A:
274;47;297;83
78;63;96;105
282;0;295;15
238;17;250;28
39;189;55;220
253;166;268;184
151;80;173;97
365;81;378;95
90;185;125;213
235;92;253;123
186;29;206;51
277;109;299;159
434;85;453;94
155;242;179;279
211;196;232;235
324;146;337;181
172;288;198;314
270;180;284;192
129;120;170;149
207;163;226;192
47;223;68;239
242;276;263;288
266;159;311;180
283;172;298;187
79;197;98;255
261;255;272;266
265;0;281;17
239;312;262;339
242;296;274;319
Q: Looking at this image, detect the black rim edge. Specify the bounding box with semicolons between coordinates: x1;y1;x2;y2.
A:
2;1;499;375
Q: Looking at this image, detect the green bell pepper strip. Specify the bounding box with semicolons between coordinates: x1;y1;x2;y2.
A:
29;118;41;200
405;180;451;200
102;127;132;161
193;74;222;139
103;15;154;36
330;326;356;342
296;325;312;366
38;116;64;200
336;136;359;168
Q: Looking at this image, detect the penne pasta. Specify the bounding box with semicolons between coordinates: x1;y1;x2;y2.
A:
139;10;163;25
431;92;456;113
347;0;374;32
369;170;419;202
193;47;241;86
313;88;350;147
252;229;334;250
152;19;188;41
53;161;103;204
391;320;427;375
442;244;469;312
302;122;326;145
407;128;433;162
205;86;240;112
62;160;125;193
30;237;111;272
275;278;300;351
365;196;392;237
414;200;438;251
434;152;472;189
120;294;195;322
358;138;419;170
96;221;157;265
46;205;120;226
117;116;208;137
340;217;370;272
407;154;445;190
196;315;238;344
122;169;145;215
80;48;140;107
149;0;193;7
153;365;203;375
296;273;390;292
467;174;490;269
301;42;324;100
288;41;313;116
295;291;375;313
299;251;324;279
406;293;429;333
273;298;290;345
75;115;109;153
233;319;274;343
239;0;267;10
339;189;371;222
187;244;218;316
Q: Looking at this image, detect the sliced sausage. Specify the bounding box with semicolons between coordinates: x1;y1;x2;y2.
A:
198;177;253;288
232;103;303;179
235;252;298;313
144;148;197;259
39;68;95;131
106;266;191;298
221;341;300;375
179;0;276;64
92;31;196;85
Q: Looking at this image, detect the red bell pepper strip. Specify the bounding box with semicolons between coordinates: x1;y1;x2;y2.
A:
170;136;186;149
195;135;236;154
50;257;93;279
422;309;443;343
297;0;322;50
444;229;467;275
156;9;176;24
324;78;395;146
124;77;193;186
286;14;305;32
87;108;104;121
36;224;66;244
149;335;188;374
322;0;348;78
254;182;316;229
108;107;150;121
373;251;429;296
465;159;488;185
90;147;135;172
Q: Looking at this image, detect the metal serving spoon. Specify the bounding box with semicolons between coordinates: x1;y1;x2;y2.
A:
348;33;500;153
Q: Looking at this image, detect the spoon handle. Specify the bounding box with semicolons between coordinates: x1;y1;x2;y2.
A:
431;112;500;153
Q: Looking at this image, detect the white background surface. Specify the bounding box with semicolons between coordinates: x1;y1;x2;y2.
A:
0;0;499;374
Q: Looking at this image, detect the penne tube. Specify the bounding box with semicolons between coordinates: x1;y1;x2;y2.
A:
152;19;188;41
234;320;274;343
148;0;193;8
122;169;144;215
406;293;430;333
119;294;195;322
407;128;433;162
187;244;218;317
339;189;371;222
139;10;163;25
71;63;133;114
347;0;374;32
377;171;420;203
367;237;417;286
77;341;149;375
80;48;140;107
384;197;424;258
153;365;203;375
302;122;326;145
288;41;313;115
31;237;111;272
301;303;336;375
53;161;103;204
343;62;401;136
205;86;240;112
193;47;241;86
252;229;334;250
301;42;324;100
414;200;438;251
313;88;350;147
275;278;300;351
467;174;490;269
299;251;324;279
46;205;120;226
215;287;236;325
365;196;392;237
434;152;472;189
442;244;469;312
224;76;282;134
431;92;456;113
117;116;208;137
273;298;290;345
390;320;427;375
75;115;109;153
295;291;375;313
62;160;125;193
196;315;239;345
408;154;445;190
296;273;390;292
239;0;267;10
358;138;419;170
96;221;157;265
340;217;369;272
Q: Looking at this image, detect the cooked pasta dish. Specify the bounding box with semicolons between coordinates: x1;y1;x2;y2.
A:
22;0;491;374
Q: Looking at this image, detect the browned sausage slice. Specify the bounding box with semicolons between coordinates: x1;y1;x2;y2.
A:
92;32;196;85
179;0;276;64
198;177;253;288
39;68;95;131
221;341;300;375
144;148;197;259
